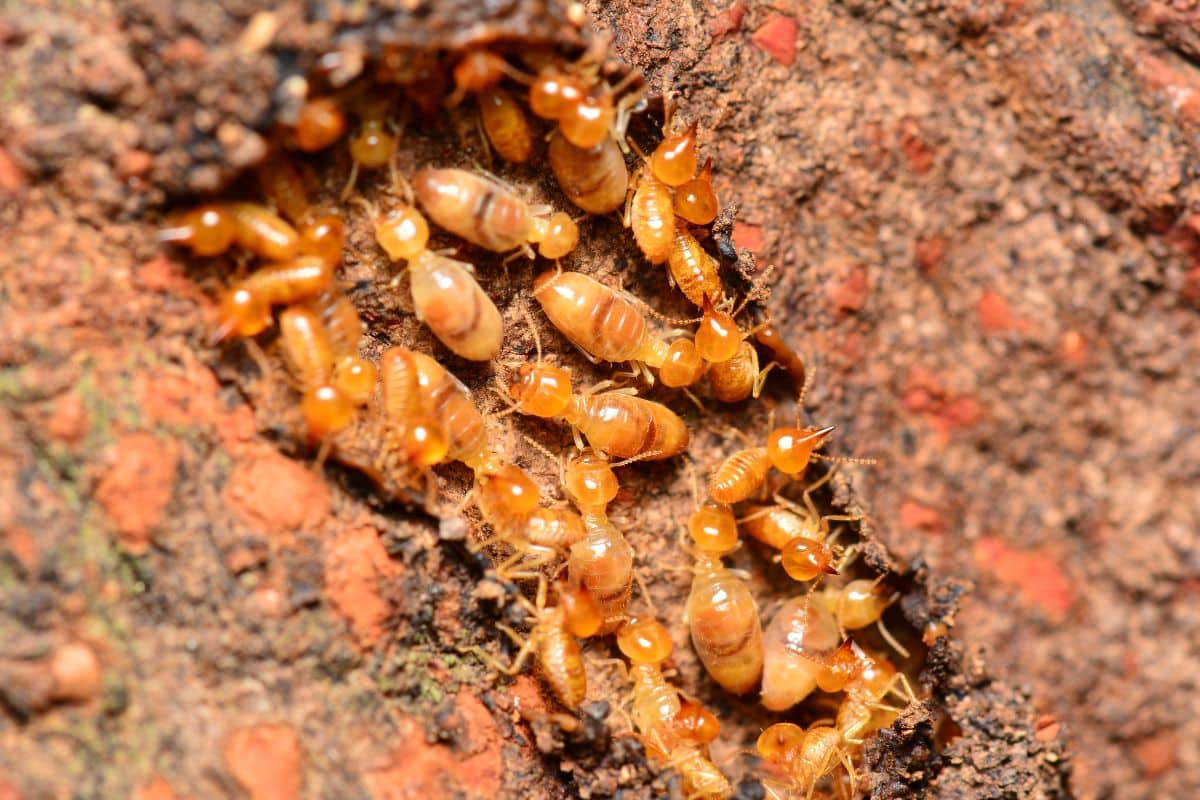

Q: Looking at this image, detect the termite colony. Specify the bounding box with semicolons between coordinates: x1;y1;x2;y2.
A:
159;17;925;800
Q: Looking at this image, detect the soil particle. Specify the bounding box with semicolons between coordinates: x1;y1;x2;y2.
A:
47;641;103;704
750;13;798;67
222;446;331;537
323;522;404;649
94;431;180;553
223;723;304;800
134;775;181;800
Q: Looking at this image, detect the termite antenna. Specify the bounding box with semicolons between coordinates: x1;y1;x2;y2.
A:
876;617;911;660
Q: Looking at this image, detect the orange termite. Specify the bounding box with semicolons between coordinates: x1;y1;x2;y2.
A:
466;579;600;710
756;722;857;800
760;596;841;712
478;86;534;164
650;121;699;187
294;97;346;152
683;501;764;695
667;224;723;307
626;168;675;264
213;255;334;341
548;130;629;215
277;306;354;441
562;450;635;634
823;639;917;745
617;617;733;799
532;270;669;373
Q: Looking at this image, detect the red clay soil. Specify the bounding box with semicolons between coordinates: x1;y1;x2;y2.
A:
1;1;1197;799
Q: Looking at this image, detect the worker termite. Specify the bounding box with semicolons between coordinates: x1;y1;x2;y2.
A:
548;130;629;215
667;224;723;307
707;340;778;404
479;86;534;163
562;450;635;634
756;722;857;800
467;578;601;710
159;203;301;262
754;321;807;395
528;65;615;149
413;167;576;260
255;152;311;225
506;343;689;461
355;185;503;362
683;500;764;695
294;97;346;152
626;168;675;264
378;346;450;467
214;255;334;341
759;596;841;712
820;639;917;745
278;306;354;442
616;616;734;799
532;270;670;375
674;158;719;226
342;97;398;199
315;292;376;407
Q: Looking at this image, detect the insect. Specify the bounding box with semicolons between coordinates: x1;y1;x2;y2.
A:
528;65;615;149
756;722;857;800
506;346;689;461
547;130;629;215
616;616;733;799
294;97;346;152
467;578;601;710
378;346;450;467
759;595;841;712
214;255;335;341
707;340;777;404
739;468;856;581
708;369;857;504
562;450;635;634
820;639;917;745
754;321;808;395
159;203;300;261
683;500;764;695
626;168;675;264
532;270;669;375
355;185;503;362
817;577;896;636
254;152;312;225
342;97;398;199
407;349;491;469
650;120;699;188
659;338;707;389
479;86;534;163
674;157;719;226
315;292;376;407
666;224;722;307
277;306;354;442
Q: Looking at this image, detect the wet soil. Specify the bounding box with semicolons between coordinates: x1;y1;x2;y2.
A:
1;1;1197;799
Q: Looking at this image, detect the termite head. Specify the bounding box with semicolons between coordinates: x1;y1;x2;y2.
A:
564;450;619;509
616;616;673;666
694;295;740;363
779;537;838;582
686;501;738;556
510;362;573;417
214;286;271;342
815;638;861;694
767;424;835;476
756;722;805;765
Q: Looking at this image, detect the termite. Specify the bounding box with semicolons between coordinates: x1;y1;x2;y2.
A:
159;203;300;261
683;500;764;695
467;578;601;710
532;270;669;375
315;292;376;407
355;183;503;362
294;96;346;152
506;316;688;461
277;306;354;442
616;616;733;799
547;130;629;215
626;167;675;265
756;722;857;800
342;97;398;199
666;224;723;307
759;596;841;712
821;639;917;745
562;450;635;634
214;255;334;341
412;167;576;260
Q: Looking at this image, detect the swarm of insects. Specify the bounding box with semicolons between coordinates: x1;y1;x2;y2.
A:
158;10;926;798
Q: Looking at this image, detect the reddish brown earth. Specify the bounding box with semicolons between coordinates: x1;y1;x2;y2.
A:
1;1;1198;799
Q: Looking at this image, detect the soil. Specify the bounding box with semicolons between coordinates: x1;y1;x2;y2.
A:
1;1;1197;799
